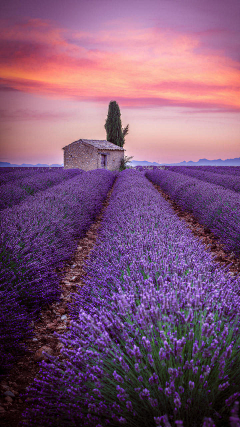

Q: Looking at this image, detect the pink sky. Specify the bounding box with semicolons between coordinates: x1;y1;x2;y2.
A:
0;0;239;164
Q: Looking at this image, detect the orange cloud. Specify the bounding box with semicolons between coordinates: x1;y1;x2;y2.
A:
0;18;239;111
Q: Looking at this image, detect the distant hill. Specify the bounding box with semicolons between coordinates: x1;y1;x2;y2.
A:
131;157;240;167
1;158;240;168
0;162;63;167
131;160;161;167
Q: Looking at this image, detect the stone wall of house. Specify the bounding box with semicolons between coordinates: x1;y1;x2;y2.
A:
64;142;97;171
64;141;124;171
97;150;123;171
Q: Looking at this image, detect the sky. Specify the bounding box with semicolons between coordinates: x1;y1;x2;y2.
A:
0;0;240;165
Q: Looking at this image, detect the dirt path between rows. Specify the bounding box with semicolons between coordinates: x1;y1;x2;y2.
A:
1;176;239;427
153;182;240;280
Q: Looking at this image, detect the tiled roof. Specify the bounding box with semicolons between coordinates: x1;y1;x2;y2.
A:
62;139;124;151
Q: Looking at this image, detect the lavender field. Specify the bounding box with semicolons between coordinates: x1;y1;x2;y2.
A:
1;167;240;426
0;168;116;378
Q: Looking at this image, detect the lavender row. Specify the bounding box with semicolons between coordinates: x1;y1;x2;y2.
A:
166;166;240;193
0;167;15;174
146;169;240;257
0;168;47;185
0;166;63;176
0;169;116;379
23;170;240;427
166;166;240;177
200;166;240;177
0;168;82;210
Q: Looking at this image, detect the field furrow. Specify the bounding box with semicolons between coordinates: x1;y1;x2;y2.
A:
167;167;240;193
145;169;240;257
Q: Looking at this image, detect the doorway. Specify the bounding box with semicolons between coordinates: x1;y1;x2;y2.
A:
101;154;107;168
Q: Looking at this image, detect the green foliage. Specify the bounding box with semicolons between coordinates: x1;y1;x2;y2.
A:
119;155;134;171
104;100;129;147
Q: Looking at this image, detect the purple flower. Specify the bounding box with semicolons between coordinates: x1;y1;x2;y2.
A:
142;336;152;351
168;368;178;379
165;387;172;397
159;331;166;340
118;357;130;372
210;349;219;365
174;394;181;409
159;348;166;360
164;340;171;352
113;371;124;383
229;401;240;427
219;381;230;391
154;415;171;427
202;348;212;358
132;345;143;360
224;344;233;359
222;325;229;340
149;372;159;385
186;308;193;323
201;365;211;376
149;397;158;407
116;385;127;402
188;329;194;340
126;400;133;412
226;393;240;407
93;388;102;397
202;418;216;427
189;381;195;390
118;417;127;424
179;386;184;394
139;388;150;400
148;353;155;366
134;363;140;373
192;341;199;356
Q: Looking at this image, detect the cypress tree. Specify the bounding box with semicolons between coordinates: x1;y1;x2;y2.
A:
104;101;129;147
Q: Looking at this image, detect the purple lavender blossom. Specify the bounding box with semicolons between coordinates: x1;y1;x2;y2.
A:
139;388;150;400
189;381;195;391
219;381;230;391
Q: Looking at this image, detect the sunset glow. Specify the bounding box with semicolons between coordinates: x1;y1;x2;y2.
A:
0;0;239;164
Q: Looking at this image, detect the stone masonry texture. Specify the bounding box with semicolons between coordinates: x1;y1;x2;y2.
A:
63;140;124;171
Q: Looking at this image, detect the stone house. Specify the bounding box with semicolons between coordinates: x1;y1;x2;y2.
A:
62;139;125;171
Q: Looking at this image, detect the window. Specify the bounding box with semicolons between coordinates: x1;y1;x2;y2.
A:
101;154;107;167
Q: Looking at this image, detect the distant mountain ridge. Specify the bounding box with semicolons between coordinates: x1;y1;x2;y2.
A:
1;158;240;167
0;162;63;167
131;157;240;167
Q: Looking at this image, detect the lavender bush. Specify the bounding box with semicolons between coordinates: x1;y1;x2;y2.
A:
0;169;116;379
166;167;240;193
0;167;15;174
0;168;45;186
166;166;240;178
22;170;240;426
0;168;82;210
145;169;240;257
